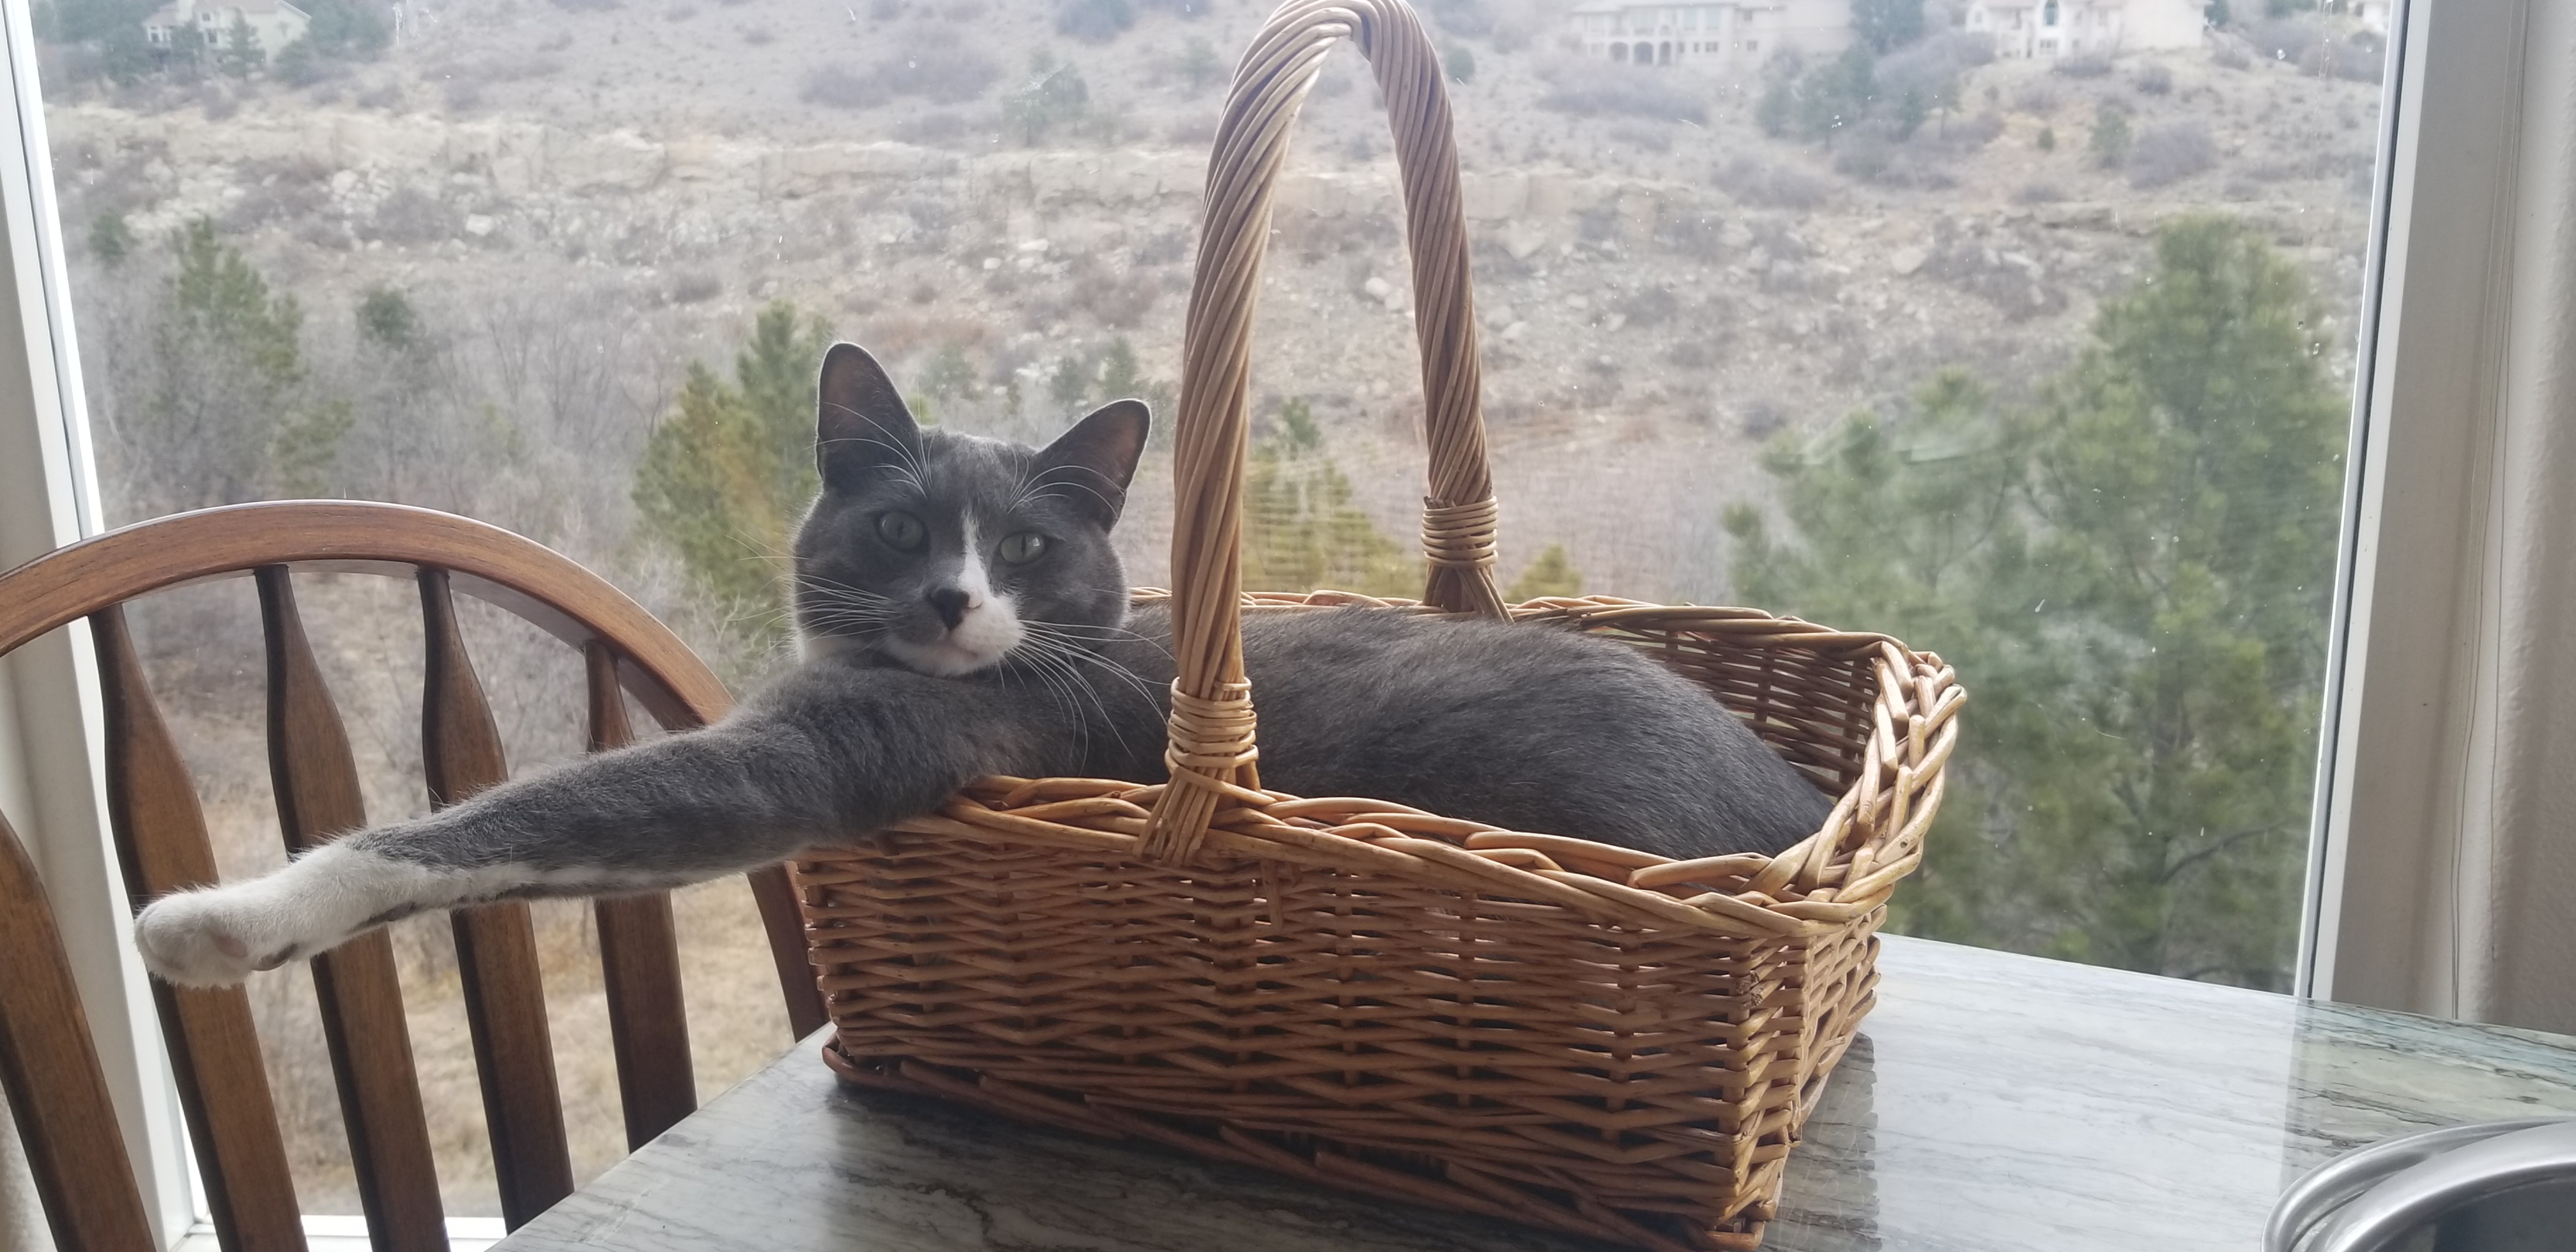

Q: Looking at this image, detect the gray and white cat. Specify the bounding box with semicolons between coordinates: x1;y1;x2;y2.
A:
134;344;1831;987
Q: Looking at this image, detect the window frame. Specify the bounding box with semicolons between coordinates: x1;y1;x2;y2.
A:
0;0;2533;1241
2298;0;2563;1015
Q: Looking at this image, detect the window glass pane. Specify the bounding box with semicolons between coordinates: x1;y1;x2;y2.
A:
29;0;2391;1213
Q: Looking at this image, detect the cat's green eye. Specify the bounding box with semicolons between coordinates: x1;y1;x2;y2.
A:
876;511;927;552
998;532;1049;565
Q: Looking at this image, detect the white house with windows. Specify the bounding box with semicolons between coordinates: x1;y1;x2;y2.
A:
142;0;309;57
1959;0;2205;58
1568;0;1853;66
1571;0;2205;65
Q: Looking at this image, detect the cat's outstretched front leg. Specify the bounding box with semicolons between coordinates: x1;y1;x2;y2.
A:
133;666;1039;986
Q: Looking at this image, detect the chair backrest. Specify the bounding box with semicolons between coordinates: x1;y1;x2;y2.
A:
0;501;828;1251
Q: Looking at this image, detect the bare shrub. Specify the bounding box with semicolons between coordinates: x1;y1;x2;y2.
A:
487;54;565;80
551;0;621;11
1617;286;1678;327
667;270;721;303
1922;221;2067;320
801;65;887;109
2134;63;2173;95
1832;130;1956;189
1538;65;1709;123
2211;43;2251;70
353;80;403;109
365;187;457;245
898;111;970;142
1077;267;1161;328
1055;0;1133;42
223;160;334;231
1655;211;1724;259
1607;121;1675;153
2015;181;2066;204
2011;80;2060;113
877;38;1000;103
2051;54;2112;78
1717;157;1830;209
2128;120;2215;188
740;25;774;43
1740;398;1789;440
1919;110;2003;151
1422;0;1492;37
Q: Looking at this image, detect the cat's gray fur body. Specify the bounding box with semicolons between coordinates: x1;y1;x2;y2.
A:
129;344;1828;987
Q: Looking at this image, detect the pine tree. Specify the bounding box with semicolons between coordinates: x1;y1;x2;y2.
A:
1507;544;1583;600
632;303;833;645
1239;399;1422;599
1851;0;1924;53
128;218;342;508
1725;218;2344;989
215;14;263;77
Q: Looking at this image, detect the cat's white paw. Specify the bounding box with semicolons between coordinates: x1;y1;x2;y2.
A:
134;885;305;987
132;839;441;987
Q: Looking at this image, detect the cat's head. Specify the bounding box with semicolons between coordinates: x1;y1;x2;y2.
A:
790;342;1149;676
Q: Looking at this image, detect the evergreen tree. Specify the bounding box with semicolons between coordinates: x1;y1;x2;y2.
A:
1240;399;1422;598
1724;218;2345;989
2089;101;2134;170
215;14;263;77
89;212;134;266
1006;54;1091;145
632;303;834;645
1507;543;1583;600
127;219;343;507
302;0;390;57
1851;0;1925;54
1756;46;1879;142
1444;45;1476;85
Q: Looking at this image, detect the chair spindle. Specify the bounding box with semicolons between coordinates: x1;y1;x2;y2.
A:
256;567;447;1252
91;606;306;1251
415;570;573;1228
0;809;157;1252
584;640;698;1149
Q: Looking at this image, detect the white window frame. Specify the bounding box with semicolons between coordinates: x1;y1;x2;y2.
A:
0;0;2545;1242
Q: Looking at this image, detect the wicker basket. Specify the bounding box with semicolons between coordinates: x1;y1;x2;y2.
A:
790;3;1961;1248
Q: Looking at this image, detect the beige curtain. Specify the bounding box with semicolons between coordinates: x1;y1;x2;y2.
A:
2317;0;2576;1034
2450;0;2576;1032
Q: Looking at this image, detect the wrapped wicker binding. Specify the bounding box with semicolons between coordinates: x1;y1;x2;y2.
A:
790;2;1962;1247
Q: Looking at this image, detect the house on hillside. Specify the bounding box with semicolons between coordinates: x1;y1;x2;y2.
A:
1567;0;1852;67
142;0;309;58
1568;0;2204;65
1958;0;2205;58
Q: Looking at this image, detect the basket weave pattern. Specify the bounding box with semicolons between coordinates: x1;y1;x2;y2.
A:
793;4;1960;1248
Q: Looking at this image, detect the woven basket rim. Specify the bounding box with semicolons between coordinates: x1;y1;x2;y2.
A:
808;589;1961;940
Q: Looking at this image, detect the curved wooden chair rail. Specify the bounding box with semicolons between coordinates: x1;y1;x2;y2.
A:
0;500;827;1252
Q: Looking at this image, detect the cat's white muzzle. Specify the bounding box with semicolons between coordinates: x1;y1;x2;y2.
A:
885;597;1024;676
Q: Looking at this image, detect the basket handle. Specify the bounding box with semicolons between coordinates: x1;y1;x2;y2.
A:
1140;0;1505;862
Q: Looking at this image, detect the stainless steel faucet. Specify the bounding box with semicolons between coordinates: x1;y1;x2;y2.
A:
2267;1118;2576;1252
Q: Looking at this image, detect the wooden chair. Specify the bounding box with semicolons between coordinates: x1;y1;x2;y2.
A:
0;501;829;1251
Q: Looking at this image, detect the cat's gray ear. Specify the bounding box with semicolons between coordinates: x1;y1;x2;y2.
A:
816;342;922;492
1032;399;1151;525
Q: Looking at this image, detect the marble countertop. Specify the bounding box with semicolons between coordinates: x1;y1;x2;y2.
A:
493;935;2576;1252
